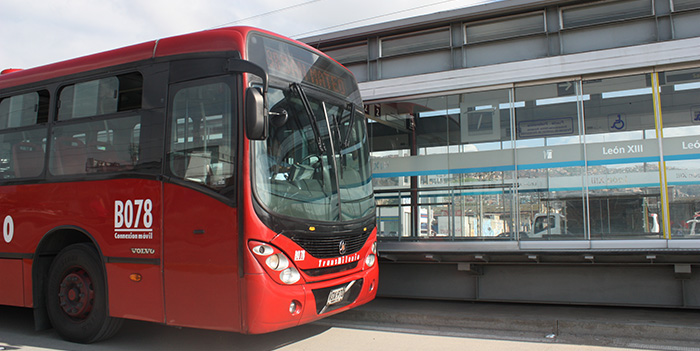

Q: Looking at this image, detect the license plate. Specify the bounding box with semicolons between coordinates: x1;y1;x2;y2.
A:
326;287;345;305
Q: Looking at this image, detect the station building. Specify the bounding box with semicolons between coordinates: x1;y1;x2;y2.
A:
302;0;700;307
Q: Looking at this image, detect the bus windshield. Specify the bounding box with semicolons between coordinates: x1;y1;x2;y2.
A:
248;33;374;222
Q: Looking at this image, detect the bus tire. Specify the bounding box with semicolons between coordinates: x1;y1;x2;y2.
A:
46;243;123;343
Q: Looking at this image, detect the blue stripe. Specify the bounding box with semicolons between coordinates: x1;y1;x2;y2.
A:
665;153;700;161
448;164;516;174
587;156;660;166
668;181;700;186
588;183;659;190
375;189;507;199
544;186;585;192
373;156;665;178
516;160;584;170
373;169;448;178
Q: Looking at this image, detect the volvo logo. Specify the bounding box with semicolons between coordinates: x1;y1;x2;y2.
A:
339;240;347;255
131;248;156;255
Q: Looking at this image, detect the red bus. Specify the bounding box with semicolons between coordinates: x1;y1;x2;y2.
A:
0;26;377;343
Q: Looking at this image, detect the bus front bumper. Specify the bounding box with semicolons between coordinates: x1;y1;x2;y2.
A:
244;265;378;334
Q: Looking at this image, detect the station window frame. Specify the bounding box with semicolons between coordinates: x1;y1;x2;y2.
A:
379;27;452;58
559;0;654;30
321;42;369;65
671;0;700;12
463;11;547;45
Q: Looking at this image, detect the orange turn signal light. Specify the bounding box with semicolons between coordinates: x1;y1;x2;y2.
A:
129;273;143;282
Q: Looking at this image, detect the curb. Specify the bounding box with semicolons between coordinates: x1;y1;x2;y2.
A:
317;299;700;349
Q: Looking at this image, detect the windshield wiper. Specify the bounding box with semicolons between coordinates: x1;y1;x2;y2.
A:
341;103;356;149
290;83;326;153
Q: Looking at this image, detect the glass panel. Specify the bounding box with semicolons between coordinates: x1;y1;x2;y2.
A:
248;33;362;104
582;74;662;239
457;89;513;150
59;78;117;120
370;100;415;238
250;33;372;222
371;94;446;238
673;0;700;11
0;128;47;179
169;82;234;191
58;73;142;120
381;28;450;57
254;87;334;221
518;188;585;239
372;89;519;240
414;189;514;239
515;82;581;148
414;96;449;156
660;67;700;237
444;191;516;239
254;84;372;222
376;192;412;238
336;105;374;220
449;89;516;239
0;91;49;129
50;115;141;175
561;0;653;28
369;101;415;191
466;13;545;44
515;82;585;240
323;44;368;64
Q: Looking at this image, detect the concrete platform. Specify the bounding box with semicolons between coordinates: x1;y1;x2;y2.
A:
315;298;700;350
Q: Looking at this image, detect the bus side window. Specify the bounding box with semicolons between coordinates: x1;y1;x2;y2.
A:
57;73;142;121
0;91;50;179
168;81;235;191
51;137;87;175
50;116;141;175
12;141;44;177
0;135;46;179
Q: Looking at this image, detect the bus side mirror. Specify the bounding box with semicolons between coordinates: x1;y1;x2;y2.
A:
245;87;268;140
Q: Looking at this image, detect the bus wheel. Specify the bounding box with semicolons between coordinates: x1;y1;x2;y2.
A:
46;243;123;343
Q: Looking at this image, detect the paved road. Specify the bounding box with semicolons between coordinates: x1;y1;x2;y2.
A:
0;305;642;351
322;298;700;350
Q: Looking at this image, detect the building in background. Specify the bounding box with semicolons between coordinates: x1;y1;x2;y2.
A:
302;0;700;307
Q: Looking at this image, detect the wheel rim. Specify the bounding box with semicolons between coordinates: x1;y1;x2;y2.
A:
58;268;95;319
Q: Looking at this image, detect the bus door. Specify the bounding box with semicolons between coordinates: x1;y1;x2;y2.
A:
162;77;241;331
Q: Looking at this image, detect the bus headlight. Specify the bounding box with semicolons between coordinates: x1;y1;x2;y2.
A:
365;254;376;267
249;241;303;285
371;241;377;254
252;244;274;256
280;267;301;284
266;254;289;271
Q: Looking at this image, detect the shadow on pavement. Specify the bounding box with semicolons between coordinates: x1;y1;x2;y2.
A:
0;305;330;351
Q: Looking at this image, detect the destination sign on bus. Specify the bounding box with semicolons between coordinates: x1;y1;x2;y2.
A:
264;47;349;96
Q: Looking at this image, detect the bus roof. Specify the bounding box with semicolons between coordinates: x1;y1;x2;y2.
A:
0;26;304;91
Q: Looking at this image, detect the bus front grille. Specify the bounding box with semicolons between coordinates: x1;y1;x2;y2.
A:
289;231;369;259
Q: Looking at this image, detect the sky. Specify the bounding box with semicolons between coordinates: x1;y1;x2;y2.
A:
0;0;499;70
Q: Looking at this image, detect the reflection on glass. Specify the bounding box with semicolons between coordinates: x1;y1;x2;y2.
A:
582;74;655;141
170;83;232;189
376;191;412;238
446;89;515;239
515;82;585;240
587;164;662;239
583;74;662;239
517;168;586;240
661;67;700;238
254;86;374;222
369;70;700;242
52;115;141;175
0;128;47;179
